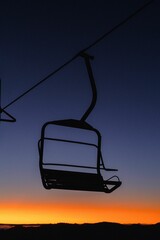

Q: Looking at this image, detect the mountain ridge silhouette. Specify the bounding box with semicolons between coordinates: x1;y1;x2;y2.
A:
0;222;160;240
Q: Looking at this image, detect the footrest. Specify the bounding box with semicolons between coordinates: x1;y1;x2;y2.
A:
103;176;122;193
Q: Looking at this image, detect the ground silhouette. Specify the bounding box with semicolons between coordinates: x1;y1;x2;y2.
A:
0;222;160;240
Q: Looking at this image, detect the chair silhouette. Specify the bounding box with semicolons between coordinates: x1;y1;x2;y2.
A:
38;52;121;193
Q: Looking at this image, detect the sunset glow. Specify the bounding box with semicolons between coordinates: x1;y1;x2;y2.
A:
0;201;159;224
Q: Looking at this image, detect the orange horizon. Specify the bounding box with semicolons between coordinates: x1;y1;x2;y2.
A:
0;201;159;225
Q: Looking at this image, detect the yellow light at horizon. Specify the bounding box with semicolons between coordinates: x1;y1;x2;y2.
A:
0;201;159;224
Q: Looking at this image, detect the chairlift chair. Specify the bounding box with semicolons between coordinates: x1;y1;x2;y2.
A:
38;52;121;193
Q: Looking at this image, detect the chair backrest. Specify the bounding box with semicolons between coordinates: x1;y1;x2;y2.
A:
39;119;103;175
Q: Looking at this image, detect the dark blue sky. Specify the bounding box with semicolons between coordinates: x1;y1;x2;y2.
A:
0;0;160;223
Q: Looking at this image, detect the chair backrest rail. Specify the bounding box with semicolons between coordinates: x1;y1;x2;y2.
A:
42;163;118;172
41;137;98;148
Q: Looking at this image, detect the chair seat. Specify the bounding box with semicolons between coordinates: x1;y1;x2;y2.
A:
41;169;121;193
42;169;104;192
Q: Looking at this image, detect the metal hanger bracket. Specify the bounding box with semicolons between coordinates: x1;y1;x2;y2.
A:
79;52;97;122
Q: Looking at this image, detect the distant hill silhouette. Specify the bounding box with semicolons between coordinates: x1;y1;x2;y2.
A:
0;222;160;240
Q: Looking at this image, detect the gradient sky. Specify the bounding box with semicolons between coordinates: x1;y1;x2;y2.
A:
0;0;160;224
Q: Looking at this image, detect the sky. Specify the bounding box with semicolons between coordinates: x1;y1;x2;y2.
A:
0;0;160;224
